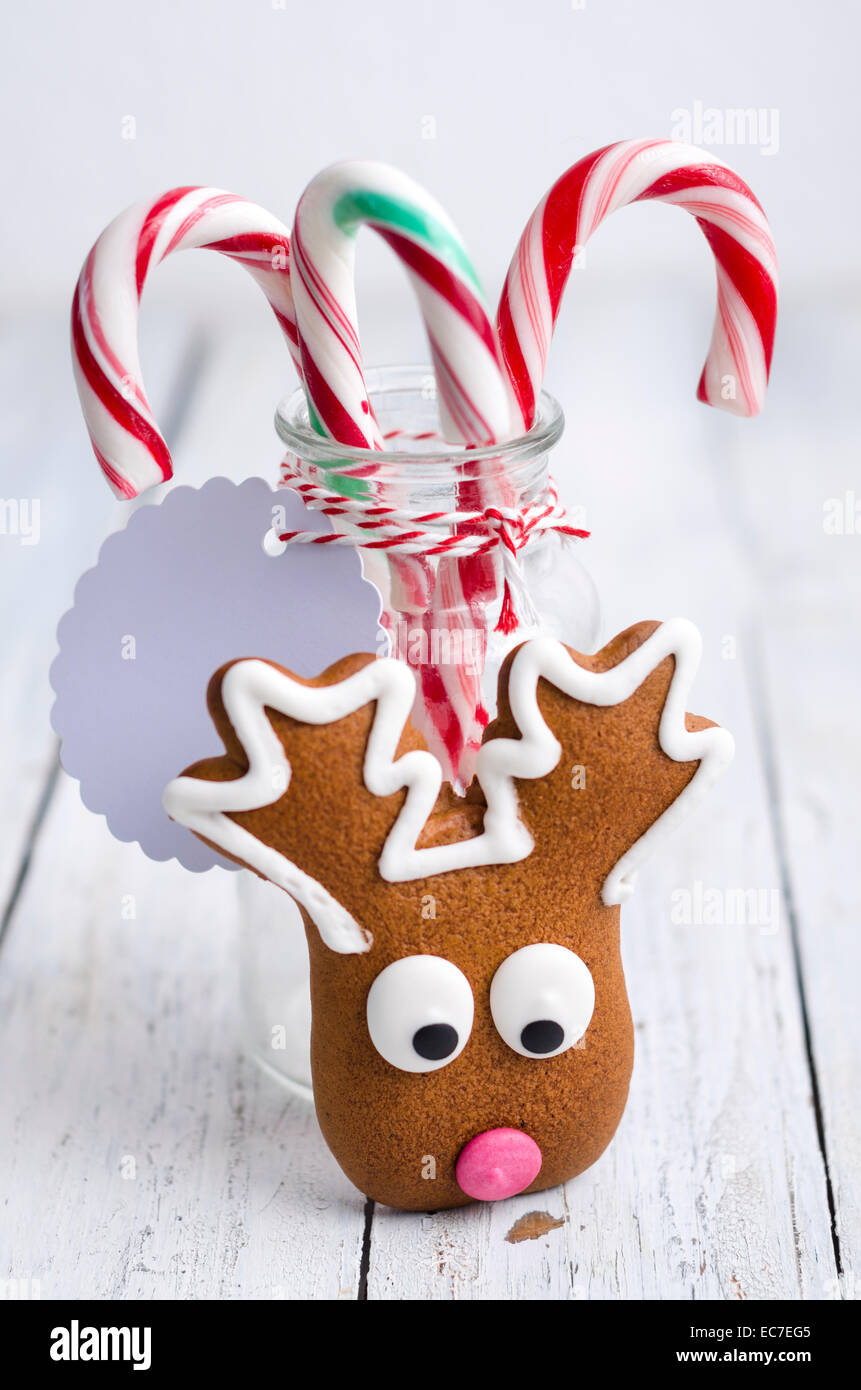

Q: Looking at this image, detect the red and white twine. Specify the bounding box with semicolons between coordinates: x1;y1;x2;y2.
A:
269;457;589;633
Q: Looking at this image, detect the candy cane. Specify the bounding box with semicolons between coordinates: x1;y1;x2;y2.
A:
291;161;518;788
498;139;778;431
72;187;299;499
290;160;512;448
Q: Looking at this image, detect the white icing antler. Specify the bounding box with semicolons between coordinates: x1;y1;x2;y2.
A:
163;619;733;953
497;621;735;905
163;657;428;954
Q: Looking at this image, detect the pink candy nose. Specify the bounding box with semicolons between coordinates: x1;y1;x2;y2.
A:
455;1127;543;1202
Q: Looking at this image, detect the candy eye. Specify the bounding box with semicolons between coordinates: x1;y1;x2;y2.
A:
366;955;474;1072
490;943;595;1059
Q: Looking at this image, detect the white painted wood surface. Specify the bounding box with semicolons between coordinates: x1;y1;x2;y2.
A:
1;291;857;1300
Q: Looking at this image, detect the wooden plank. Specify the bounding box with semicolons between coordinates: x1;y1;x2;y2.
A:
0;773;366;1299
711;295;861;1295
757;609;859;1296
0;324;369;1298
365;296;837;1298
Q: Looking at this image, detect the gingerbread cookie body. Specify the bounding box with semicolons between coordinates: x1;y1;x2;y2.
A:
164;619;733;1209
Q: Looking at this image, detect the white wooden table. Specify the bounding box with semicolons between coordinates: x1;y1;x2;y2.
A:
2;287;858;1300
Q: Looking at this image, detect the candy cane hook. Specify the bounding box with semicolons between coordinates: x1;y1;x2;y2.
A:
72;186;299;498
497;139;778;431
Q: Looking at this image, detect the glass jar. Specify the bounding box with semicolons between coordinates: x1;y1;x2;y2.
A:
238;364;600;1095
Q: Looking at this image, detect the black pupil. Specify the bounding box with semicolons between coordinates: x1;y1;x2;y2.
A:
521;1019;565;1054
412;1023;458;1061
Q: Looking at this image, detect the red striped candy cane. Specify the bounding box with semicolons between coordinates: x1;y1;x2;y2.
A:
497;139;778;431
291;160;512;448
72;187;299;498
291;162;515;787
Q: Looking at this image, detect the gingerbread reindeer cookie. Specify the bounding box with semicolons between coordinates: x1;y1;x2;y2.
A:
164;618;732;1210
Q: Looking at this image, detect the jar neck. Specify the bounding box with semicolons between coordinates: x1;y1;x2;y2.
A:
284;439;552;514
275;365;564;516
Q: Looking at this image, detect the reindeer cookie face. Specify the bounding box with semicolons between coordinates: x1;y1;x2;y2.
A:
164;619;733;1210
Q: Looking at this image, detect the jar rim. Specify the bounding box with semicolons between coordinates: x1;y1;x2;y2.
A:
274;363;564;470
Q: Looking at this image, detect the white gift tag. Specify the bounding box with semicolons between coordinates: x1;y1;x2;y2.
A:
51;478;383;871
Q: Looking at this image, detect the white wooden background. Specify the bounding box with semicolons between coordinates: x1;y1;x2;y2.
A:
1;284;858;1300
